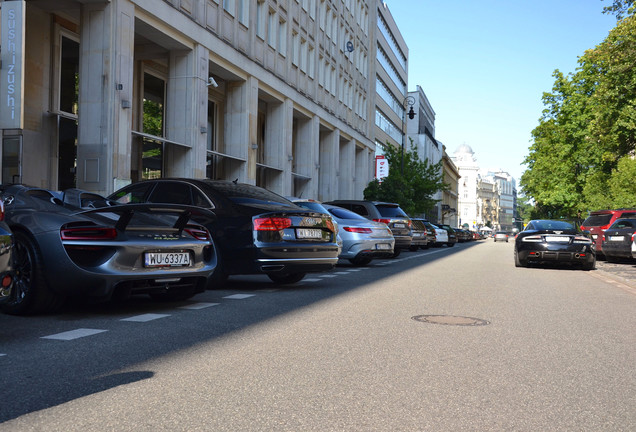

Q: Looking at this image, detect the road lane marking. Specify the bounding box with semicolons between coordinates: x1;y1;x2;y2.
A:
41;328;108;340
318;274;338;278
302;278;322;282
223;294;255;299
121;314;171;322
179;302;220;310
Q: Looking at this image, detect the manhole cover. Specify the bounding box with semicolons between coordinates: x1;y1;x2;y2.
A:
411;315;490;326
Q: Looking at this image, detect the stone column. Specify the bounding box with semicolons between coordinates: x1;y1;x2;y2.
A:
78;0;135;195
338;137;355;199
318;127;339;202
224;76;257;183
165;44;208;178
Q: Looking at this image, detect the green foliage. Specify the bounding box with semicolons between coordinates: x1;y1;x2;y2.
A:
364;140;447;216
521;13;636;219
602;0;635;19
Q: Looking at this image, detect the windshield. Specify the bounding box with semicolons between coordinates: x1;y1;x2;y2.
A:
376;204;408;218
328;207;367;220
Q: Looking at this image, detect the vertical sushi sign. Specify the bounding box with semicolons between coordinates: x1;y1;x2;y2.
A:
375;155;388;181
0;1;25;129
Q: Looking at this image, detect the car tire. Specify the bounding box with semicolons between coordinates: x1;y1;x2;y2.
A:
447;242;454;247
267;272;306;284
207;254;228;289
391;249;401;258
582;257;596;271
420;244;429;250
349;256;372;266
1;231;64;315
514;249;526;268
409;245;419;252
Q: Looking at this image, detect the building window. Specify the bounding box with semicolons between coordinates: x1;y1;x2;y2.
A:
57;34;80;190
238;0;249;25
223;0;235;16
267;10;277;48
278;19;287;56
256;1;266;39
140;72;166;180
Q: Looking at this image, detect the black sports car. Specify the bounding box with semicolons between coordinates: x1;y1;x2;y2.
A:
0;185;218;315
108;179;340;285
601;218;636;262
514;219;595;270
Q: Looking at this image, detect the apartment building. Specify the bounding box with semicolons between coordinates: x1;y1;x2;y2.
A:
0;0;379;200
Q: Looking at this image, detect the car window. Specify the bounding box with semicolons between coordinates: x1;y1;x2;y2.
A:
148;182;193;205
376;204;407;218
611;219;636;229
328;207;366;220
582;214;612;226
295;202;329;214
111;183;153;204
350;204;369;216
617;212;636;219
192;187;214;208
533;220;574;230
208;182;294;206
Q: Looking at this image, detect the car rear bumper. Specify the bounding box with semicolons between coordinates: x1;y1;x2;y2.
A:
339;238;394;259
517;247;595;265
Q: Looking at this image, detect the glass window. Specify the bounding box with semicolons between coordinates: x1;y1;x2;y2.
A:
141;73;165;180
111;182;154;204
148;182;192;205
328;207;366;220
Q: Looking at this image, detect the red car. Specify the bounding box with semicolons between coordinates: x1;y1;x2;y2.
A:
581;209;636;258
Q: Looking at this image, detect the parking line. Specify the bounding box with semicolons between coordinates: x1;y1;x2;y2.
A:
223;294;255;299
179;302;220;310
301;278;322;282
318;274;338;278
121;313;171;322
42;328;108;340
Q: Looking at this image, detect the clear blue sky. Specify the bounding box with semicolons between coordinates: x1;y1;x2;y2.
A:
386;0;619;186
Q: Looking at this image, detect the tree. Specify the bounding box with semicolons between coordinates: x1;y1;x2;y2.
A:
521;13;636;217
364;140;447;216
602;0;635;19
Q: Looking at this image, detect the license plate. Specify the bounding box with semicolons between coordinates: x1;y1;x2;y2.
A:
393;223;405;228
296;228;322;239
376;243;391;250
145;251;191;267
609;236;624;241
545;236;570;243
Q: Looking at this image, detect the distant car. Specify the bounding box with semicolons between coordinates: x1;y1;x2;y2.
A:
601;218;636;262
323;205;394;266
413;218;435;246
581;209;636;258
409;218;429;250
0;184;218;315
0;200;13;306
436;224;457;246
514;219;595;270
454;228;472;242
324;200;412;257
494;231;509;242
109;179;340;285
421;221;448;247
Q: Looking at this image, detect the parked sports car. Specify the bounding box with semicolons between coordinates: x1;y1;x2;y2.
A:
0;200;14;305
514;219;595;270
109;179;339;285
601;218;636;262
0;185;218;315
323;204;394;266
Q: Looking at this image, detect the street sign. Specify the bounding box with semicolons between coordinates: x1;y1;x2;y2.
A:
375;155;389;180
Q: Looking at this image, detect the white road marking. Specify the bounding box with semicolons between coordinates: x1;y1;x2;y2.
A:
179;302;220;310
301;278;322;282
41;328;108;340
318;274;338;278
121;313;171;322
223;294;255;299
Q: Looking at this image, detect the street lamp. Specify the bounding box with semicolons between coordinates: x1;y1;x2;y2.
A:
402;96;416;173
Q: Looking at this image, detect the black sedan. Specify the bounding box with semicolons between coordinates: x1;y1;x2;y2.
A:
0;185;218;315
601;218;636;262
109;179;340;285
514;219;595;270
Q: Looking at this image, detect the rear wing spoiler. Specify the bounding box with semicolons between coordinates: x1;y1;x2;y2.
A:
76;203;216;233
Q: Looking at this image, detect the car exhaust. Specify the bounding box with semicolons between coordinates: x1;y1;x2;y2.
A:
261;264;285;272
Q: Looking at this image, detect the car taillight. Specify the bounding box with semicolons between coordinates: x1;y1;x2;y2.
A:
343;227;372;234
325;219;335;233
253;217;292;231
0;201;4;222
373;218;391;225
61;227;118;240
185;226;211;241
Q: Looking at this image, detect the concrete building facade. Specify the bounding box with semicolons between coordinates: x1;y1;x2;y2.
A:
0;0;378;200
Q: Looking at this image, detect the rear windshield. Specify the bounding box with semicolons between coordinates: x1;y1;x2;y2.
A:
375;204;407;218
208;182;294;207
582;214;612;226
531;220;575;231
328;207;366;220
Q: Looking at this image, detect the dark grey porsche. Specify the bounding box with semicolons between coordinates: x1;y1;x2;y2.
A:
0;185;218;315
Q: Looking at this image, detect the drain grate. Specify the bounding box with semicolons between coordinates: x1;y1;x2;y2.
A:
412;315;490;326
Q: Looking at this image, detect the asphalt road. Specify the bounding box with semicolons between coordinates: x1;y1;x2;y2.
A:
1;240;634;431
